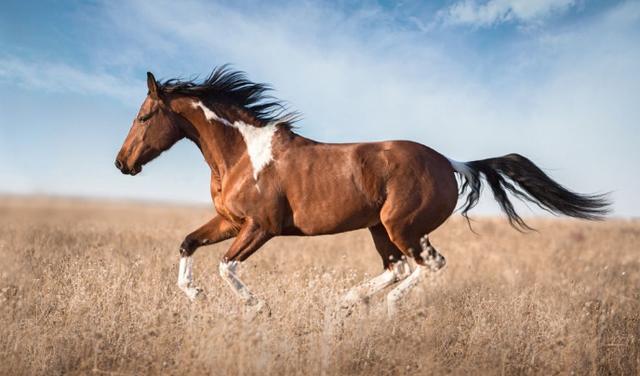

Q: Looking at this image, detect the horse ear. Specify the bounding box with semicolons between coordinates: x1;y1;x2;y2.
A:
147;72;160;100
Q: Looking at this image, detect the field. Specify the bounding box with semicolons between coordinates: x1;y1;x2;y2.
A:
0;197;638;375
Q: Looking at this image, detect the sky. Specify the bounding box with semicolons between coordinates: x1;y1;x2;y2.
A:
0;0;638;217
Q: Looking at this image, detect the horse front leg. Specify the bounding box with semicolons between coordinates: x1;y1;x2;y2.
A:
218;219;272;312
178;215;238;301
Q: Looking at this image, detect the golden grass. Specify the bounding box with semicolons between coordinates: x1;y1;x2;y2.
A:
0;196;638;375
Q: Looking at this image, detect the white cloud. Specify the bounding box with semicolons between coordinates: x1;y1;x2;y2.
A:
442;0;577;27
0;57;142;105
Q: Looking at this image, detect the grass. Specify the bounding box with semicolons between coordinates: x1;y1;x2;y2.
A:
0;196;638;375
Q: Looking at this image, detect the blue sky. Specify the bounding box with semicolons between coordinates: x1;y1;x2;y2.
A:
0;0;638;216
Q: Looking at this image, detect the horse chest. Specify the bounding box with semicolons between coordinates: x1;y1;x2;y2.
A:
212;185;269;225
211;191;241;224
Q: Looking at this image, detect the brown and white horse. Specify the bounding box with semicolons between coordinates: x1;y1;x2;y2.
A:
115;67;609;316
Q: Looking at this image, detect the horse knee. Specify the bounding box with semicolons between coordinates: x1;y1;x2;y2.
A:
179;236;199;256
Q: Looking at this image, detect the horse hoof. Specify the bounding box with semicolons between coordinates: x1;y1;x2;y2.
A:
339;290;361;310
185;287;204;302
245;299;271;320
387;301;399;318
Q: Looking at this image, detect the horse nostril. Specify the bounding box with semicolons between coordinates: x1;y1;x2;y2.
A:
115;159;123;170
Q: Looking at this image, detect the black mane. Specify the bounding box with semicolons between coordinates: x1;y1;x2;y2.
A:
158;65;298;128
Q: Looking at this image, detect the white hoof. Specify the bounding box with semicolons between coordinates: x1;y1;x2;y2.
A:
245;298;271;320
179;284;203;301
387;295;400;317
340;289;362;309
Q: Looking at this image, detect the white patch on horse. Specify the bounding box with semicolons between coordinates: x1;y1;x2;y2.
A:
231;121;278;180
192;100;231;126
192;100;278;180
447;158;474;181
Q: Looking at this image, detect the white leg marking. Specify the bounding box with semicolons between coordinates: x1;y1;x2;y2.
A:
192;100;279;180
177;256;202;301
341;259;412;307
219;261;260;306
387;266;424;317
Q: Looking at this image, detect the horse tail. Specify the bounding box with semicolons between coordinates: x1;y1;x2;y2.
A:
447;153;610;231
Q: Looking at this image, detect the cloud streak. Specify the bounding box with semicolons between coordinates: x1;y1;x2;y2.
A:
0;56;142;105
441;0;577;27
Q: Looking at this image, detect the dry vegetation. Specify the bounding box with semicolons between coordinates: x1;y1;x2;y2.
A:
0;196;638;375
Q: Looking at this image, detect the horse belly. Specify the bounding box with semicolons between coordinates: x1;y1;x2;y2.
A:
288;198;379;235
285;175;381;235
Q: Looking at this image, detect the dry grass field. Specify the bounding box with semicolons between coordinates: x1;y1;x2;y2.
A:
0;196;638;375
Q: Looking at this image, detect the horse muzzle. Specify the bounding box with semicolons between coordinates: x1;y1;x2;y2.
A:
114;159;141;176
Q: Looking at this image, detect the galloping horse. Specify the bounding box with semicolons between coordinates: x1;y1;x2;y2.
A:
115;67;609;315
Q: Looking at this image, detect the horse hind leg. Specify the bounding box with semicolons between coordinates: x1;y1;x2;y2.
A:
340;260;412;309
368;224;407;270
385;234;446;317
340;224;412;309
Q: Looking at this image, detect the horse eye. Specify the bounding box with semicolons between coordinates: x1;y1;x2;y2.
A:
137;108;157;123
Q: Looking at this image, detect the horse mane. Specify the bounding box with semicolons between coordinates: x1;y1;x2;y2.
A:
158;65;299;129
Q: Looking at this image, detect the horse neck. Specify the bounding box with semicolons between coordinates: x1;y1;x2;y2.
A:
169;97;246;176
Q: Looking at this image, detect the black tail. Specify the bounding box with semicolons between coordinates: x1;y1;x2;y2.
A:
452;153;610;231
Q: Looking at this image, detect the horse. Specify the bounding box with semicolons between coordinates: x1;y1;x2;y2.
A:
115;66;609;316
